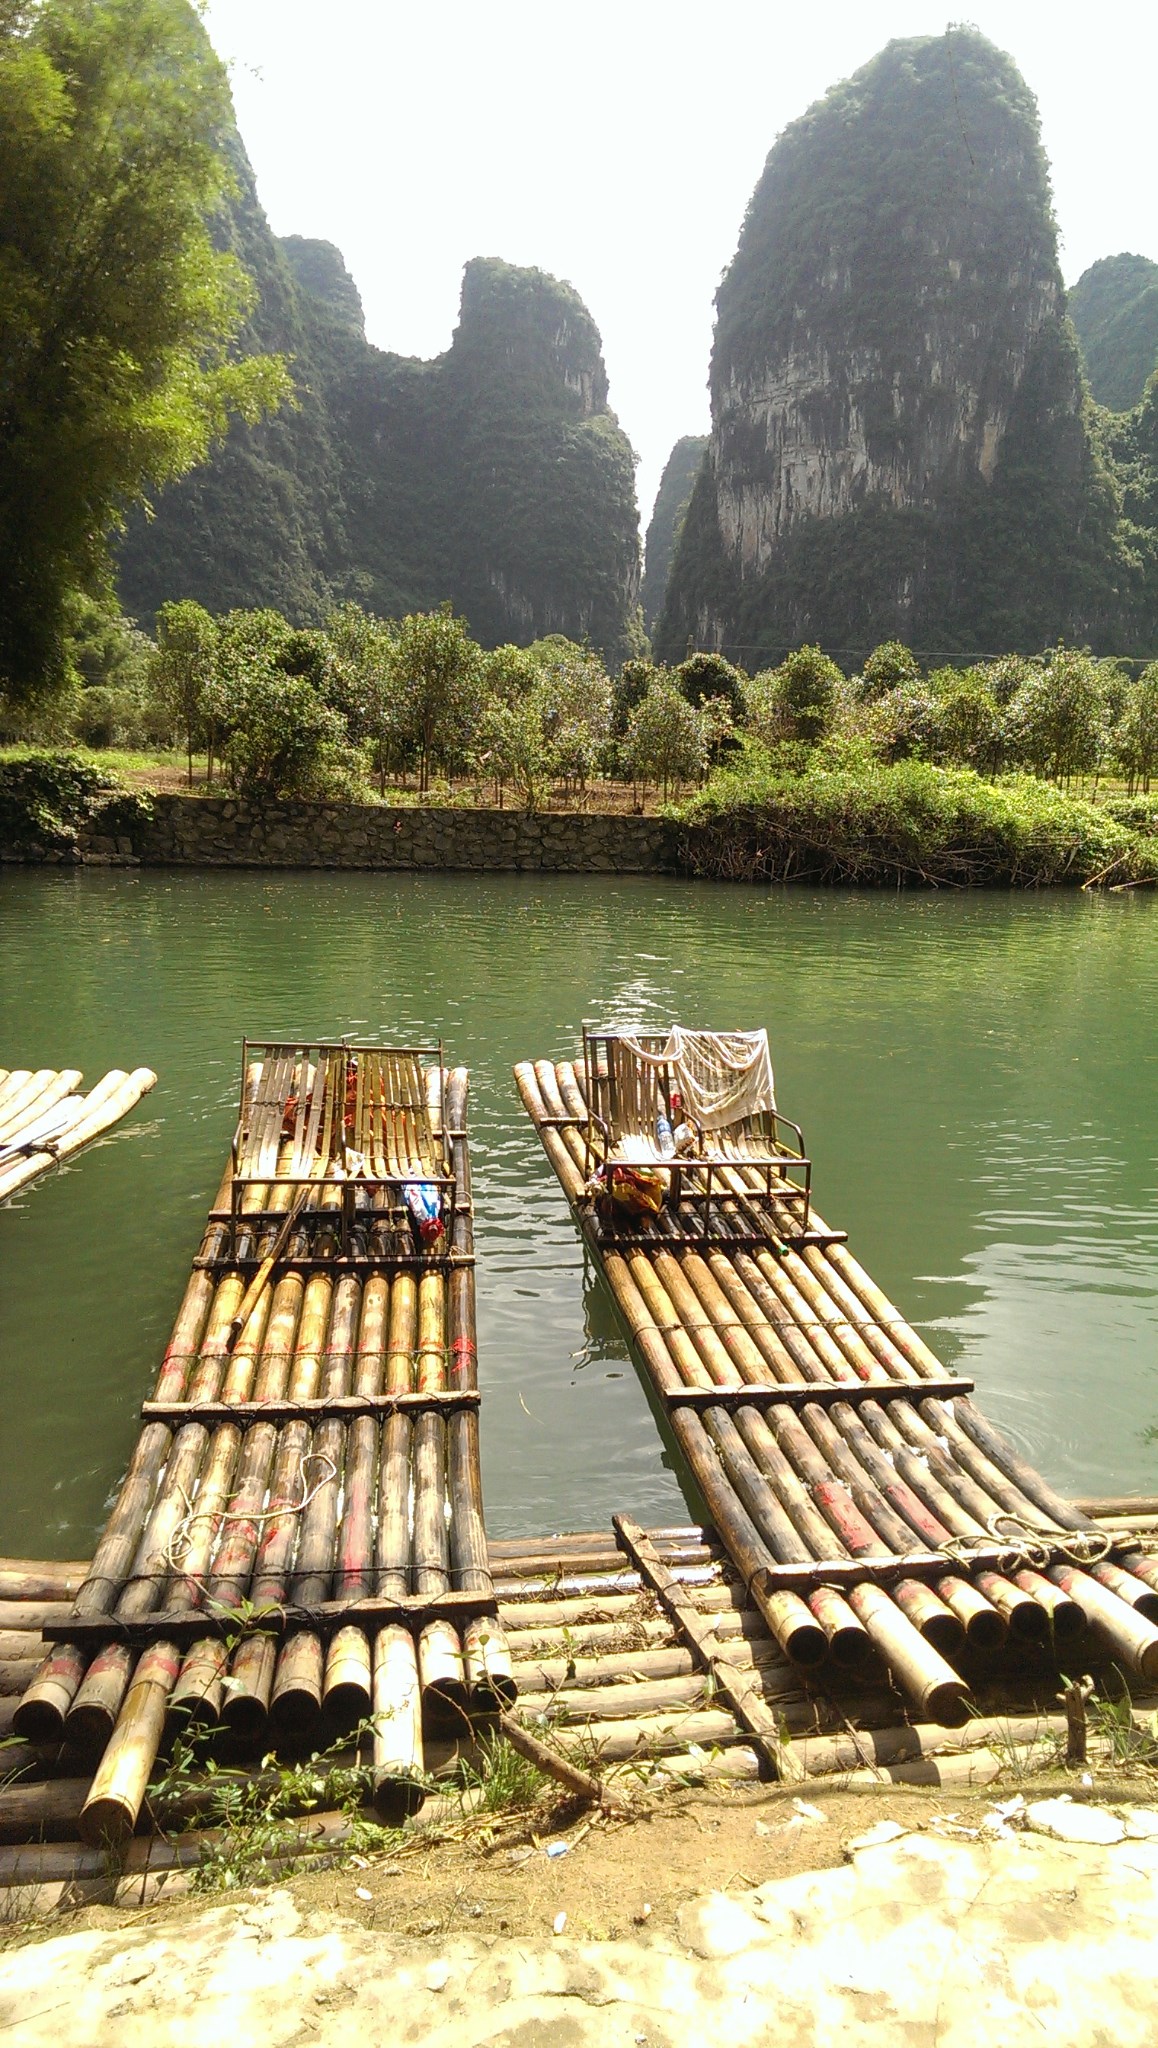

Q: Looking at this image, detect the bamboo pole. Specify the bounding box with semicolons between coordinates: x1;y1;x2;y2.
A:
0;1067;157;1203
323;1272;389;1731
271;1270;359;1738
78;1642;182;1848
0;1069;83;1147
371;1624;424;1822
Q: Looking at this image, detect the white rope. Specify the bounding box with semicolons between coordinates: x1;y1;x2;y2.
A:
161;1450;338;1576
941;1513;1112;1573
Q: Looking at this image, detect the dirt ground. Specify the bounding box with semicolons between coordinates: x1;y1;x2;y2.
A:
0;1777;1024;1953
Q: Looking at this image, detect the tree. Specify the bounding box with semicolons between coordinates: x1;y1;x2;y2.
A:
860;642;922;701
148;600;217;783
775;645;842;741
535;640;612;800
675;651;745;722
219;671;351;799
1114;663;1158;794
623;677;708;799
324;604;401;793
1006;646;1108;785
0;0;289;697
929;667;1003;772
391;606;484;793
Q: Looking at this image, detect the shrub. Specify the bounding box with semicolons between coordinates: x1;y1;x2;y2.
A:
1006;645;1108;784
928;667;1003;771
220;673;362;800
0;750;122;851
623;677;708;797
611;657;656;737
859;640;922;700
1113;663;1158;793
675;651;746;721
774;644;843;741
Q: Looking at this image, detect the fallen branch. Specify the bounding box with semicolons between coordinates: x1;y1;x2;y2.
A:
498;1712;626;1813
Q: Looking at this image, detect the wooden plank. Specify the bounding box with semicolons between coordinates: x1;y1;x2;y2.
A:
139;1389;482;1426
614;1513;805;1784
42;1588;497;1651
666;1375;974;1411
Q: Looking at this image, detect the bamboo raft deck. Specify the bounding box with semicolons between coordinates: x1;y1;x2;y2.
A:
2;1499;1158;1915
0;1064;156;1203
516;1046;1158;1736
10;1043;508;1847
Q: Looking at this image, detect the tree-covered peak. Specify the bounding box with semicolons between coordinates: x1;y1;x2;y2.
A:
1069;253;1158;412
451;257;610;414
714;27;1058;396
280;236;365;339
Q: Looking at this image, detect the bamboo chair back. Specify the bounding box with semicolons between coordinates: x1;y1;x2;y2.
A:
234;1042;447;1186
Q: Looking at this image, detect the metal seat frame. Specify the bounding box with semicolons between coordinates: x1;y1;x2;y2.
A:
580;1026;812;1245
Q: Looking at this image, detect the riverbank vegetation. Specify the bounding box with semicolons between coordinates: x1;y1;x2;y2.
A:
3;608;1158;885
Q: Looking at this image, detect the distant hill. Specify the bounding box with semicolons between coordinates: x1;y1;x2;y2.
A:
118;137;641;663
641;436;707;635
658;29;1157;661
1069;254;1158;412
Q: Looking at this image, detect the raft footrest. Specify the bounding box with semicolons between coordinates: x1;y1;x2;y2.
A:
192;1251;474;1273
140;1390;483;1427
667;1376;973;1412
750;1547;1114;1593
43;1588;497;1651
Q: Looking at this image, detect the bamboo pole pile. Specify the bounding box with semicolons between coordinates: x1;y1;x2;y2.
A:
0;1066;156;1203
515;1051;1158;1741
5;1513;1158;1906
13;1050;508;1846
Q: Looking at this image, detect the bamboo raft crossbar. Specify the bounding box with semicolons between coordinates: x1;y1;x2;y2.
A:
13;1045;511;1848
0;1065;156;1204
515;1040;1158;1733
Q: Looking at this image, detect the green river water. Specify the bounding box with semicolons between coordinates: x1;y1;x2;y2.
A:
1;867;1157;1561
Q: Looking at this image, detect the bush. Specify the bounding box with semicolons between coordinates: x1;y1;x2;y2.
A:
774;644;842;741
1113;663;1158;793
611;658;656;737
928;667;1003;771
0;750;123;851
221;674;364;800
1006;646;1108;784
623;677;708;797
675;754;1156;887
675;651;745;721
859;640;922;700
865;679;940;762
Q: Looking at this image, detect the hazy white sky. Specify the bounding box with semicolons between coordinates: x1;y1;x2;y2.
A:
203;1;1158;528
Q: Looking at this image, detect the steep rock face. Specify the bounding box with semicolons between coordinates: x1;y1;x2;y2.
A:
641;436;708;633
279;237;366;338
1069;254;1158;412
658;31;1145;660
118;150;640;662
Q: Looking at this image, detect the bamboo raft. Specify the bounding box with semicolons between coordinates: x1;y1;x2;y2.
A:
0;1064;156;1203
11;1042;510;1846
515;1031;1158;1735
2;1498;1157;1915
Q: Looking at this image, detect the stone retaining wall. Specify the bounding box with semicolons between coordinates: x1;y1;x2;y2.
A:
120;796;682;873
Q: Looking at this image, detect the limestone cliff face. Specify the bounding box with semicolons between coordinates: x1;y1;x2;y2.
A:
658;30;1141;660
119;147;640;662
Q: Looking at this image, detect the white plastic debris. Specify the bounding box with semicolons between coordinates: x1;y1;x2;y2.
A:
546;1840;569;1859
355;1886;372;1903
553;1911;568;1936
792;1798;827;1825
425;1961;450;1993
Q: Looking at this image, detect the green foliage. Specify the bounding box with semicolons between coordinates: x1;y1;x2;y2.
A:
624;676;708;797
1113;662;1158;793
927;668;1002;772
392;604;485;793
657;30;1155;660
1005;646;1108;784
860;642;921;700
675;652;745;721
148;599;217;776
0;748;150;851
641;436;708;631
1069;255;1158;412
773;645;841;740
0;0;289;697
535;640;612;794
676;751;1155;887
611;658;655;737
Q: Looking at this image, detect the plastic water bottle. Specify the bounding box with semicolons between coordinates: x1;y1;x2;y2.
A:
655;1111;675;1158
670;1091;695;1156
